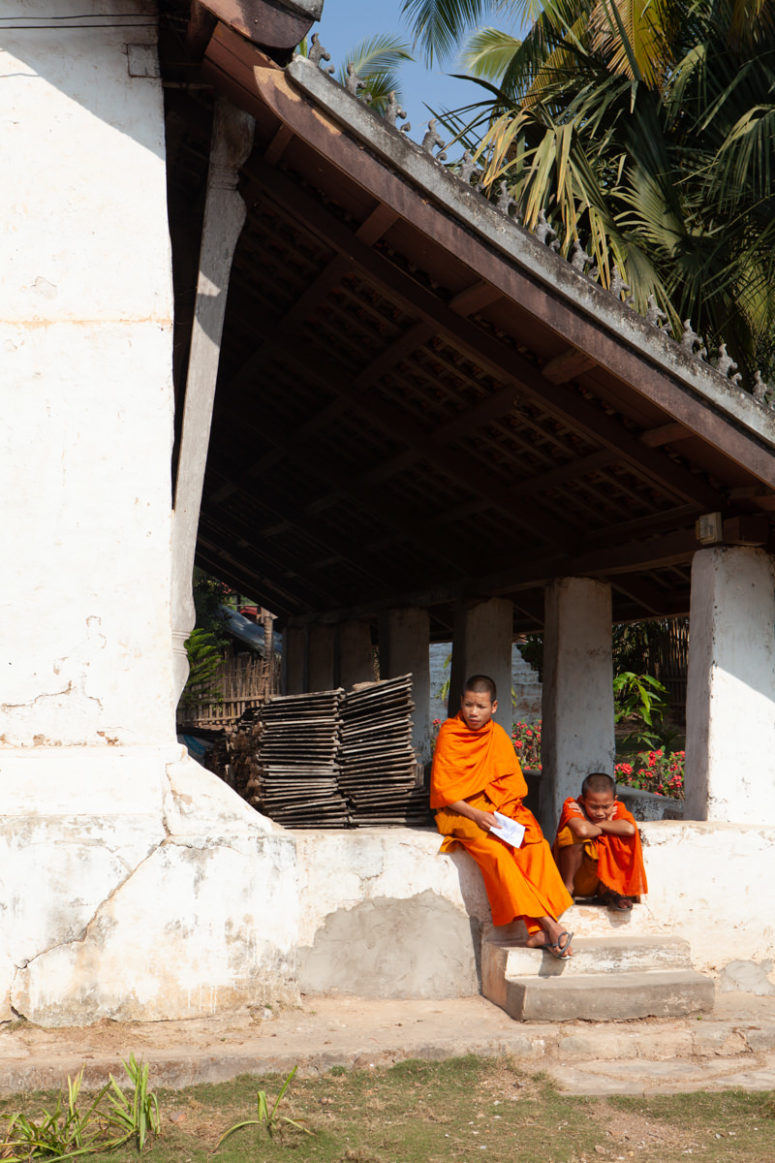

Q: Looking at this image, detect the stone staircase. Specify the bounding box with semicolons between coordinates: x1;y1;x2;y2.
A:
482;933;715;1021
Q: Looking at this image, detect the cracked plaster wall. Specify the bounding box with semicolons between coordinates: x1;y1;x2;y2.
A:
0;6;301;1028
1;750;300;1026
1;2;176;750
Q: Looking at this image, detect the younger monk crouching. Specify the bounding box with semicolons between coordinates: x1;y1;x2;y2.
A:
431;675;574;958
553;772;648;910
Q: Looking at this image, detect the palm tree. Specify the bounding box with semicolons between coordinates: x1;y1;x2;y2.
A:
401;0;775;383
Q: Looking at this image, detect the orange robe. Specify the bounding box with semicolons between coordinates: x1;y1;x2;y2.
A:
431;714;572;931
553;797;648;899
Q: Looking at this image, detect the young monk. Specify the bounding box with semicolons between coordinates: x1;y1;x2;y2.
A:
553;772;648;910
431;675;574;958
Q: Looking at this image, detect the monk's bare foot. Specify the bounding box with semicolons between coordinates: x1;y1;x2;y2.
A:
526;932;550;948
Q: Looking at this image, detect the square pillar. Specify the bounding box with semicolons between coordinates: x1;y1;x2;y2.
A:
685;547;775;823
446;598;513;733
337;620;374;689
379;608;431;764
541;578;614;834
308;624;336;692
283;625;306;695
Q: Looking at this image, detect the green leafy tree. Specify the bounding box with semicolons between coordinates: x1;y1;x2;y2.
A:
402;0;775;383
179;627;223;715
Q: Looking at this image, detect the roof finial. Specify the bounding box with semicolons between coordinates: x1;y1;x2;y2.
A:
384;91;407;129
716;342;742;386
534;210;560;251
680;319;707;360
646;294;668;330
345;63;368;99
421;119;447;161
496;181;517;219
309;34;334;75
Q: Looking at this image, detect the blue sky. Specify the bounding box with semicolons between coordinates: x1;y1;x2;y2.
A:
311;1;526;149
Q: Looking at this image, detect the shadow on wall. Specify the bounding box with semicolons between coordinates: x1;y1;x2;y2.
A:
296;882;486;1000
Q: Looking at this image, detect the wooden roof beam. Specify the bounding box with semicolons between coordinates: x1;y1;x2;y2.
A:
246;156;723;513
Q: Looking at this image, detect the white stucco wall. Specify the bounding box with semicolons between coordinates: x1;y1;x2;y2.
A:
290;822;775;995
685;547;775;823
1;0;176;745
0;3;302;1026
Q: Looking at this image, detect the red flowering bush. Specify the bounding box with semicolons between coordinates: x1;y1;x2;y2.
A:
615;750;685;799
512;720;542;770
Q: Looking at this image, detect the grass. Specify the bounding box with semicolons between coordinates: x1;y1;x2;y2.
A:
1;1056;774;1162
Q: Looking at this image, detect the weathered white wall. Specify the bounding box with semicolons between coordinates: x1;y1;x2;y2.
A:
0;2;301;1027
685;547;775;823
2;751;300;1025
291;822;775;994
1;0;175;746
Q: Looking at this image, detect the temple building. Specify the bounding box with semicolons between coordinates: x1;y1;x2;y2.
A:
2;0;775;1024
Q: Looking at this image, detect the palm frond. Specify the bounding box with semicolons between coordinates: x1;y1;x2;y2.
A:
336;34;414;114
462;26;522;79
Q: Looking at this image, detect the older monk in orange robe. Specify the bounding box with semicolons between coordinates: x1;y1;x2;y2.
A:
553;772;647;910
431;675;574;958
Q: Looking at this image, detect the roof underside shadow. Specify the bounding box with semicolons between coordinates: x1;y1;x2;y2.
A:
161;7;775;639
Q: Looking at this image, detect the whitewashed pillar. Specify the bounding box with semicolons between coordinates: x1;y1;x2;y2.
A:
380;608;431;764
170;98;255;703
541;578;614;834
685;546;775;823
308;624;336;692
338;620;374;689
446;599;513;733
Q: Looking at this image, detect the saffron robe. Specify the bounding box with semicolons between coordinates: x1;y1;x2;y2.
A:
553;796;648;899
431;714;572;930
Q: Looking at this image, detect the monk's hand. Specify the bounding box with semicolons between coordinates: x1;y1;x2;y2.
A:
475;809;496;833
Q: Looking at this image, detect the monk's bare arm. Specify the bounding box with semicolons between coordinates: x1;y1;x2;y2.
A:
565;815;601;840
446;799;495;833
597;817;636;837
566;814;636;839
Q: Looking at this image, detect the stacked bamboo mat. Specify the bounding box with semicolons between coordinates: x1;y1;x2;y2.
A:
252;689;349;827
340;675;428;826
251;676;430;828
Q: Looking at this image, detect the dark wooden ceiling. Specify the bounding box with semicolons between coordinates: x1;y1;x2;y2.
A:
160;9;775;638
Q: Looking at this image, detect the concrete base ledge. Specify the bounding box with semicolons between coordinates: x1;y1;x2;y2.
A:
294;822;775;997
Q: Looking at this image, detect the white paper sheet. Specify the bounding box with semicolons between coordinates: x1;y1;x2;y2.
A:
489;811;526;848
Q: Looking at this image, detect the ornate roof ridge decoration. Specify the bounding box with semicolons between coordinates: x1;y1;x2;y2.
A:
291;46;775;420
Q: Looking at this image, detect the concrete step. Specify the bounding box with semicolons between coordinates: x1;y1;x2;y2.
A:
482;935;715;1022
483;936;693;981
492;969;715;1022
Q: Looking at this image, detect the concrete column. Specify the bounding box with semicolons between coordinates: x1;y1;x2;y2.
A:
541;578;614;835
380;608;431;764
170;98;255;703
338;620;374;689
446;599;513;733
685;547;775;823
308;624;336;692
284;625;307;695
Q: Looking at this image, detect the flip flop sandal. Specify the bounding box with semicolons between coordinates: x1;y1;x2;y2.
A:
545;930;574;959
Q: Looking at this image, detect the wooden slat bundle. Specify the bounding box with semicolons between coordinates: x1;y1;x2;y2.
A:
249;676;432;828
340;675;430;826
254;688;350;826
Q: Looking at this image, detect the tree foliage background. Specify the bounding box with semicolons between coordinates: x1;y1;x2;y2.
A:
402;0;775;385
